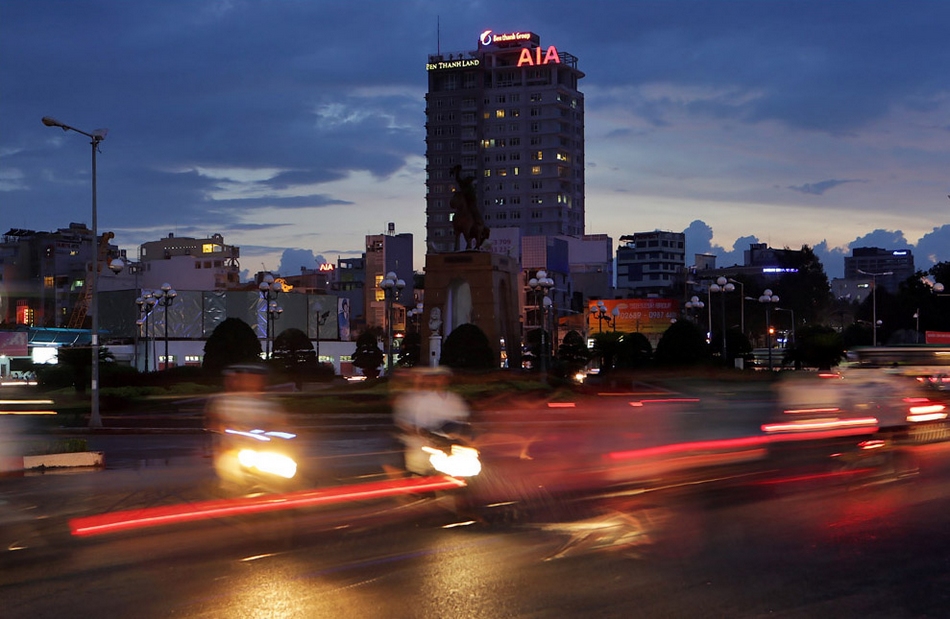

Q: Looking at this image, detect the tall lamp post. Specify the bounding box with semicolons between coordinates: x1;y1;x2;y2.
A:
42;116;108;428
685;295;705;325
528;270;554;372
135;291;157;372
857;269;892;346
759;289;780;370
775;307;795;349
154;283;177;370
591;300;615;333
729;278;745;337
379;271;405;374
259;274;282;359
709;277;735;364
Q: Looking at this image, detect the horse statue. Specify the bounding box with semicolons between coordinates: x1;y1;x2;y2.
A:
449;164;490;251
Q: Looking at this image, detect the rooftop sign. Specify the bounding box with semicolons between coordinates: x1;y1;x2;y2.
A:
426;57;481;71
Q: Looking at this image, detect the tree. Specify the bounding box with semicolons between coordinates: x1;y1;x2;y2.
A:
590;331;622;374
272;327;319;384
203;318;262;374
440;323;495;370
783;324;845;370
352;329;384;379
654;320;710;366
614;332;653;369
556;330;590;377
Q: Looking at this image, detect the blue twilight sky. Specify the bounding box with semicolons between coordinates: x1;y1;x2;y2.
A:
3;0;950;281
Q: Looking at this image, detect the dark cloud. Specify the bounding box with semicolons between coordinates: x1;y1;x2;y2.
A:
787;180;862;195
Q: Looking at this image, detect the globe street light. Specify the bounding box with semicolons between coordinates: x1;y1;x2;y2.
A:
528;270;554;373
857;269;893;346
591;300;615;333
379;271;406;374
43;116;108;427
259;274;282;359
709;277;735;364
154;283;177;370
135;291;157;372
759;289;780;370
685;295;705;325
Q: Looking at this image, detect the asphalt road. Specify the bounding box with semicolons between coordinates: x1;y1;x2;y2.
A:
5;418;950;618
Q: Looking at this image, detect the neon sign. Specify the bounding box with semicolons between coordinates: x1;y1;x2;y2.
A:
517;46;560;67
318;263;335;272
480;30;532;46
426;58;481;71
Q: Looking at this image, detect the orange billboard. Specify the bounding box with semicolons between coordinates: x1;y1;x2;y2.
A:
588;299;680;334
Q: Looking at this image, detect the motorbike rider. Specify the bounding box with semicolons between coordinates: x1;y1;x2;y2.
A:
205;364;290;480
391;366;471;476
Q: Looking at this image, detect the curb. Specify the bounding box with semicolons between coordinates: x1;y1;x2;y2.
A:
0;451;104;474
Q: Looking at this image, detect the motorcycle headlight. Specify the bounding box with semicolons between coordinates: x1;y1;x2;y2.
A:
424;444;481;478
237;449;298;479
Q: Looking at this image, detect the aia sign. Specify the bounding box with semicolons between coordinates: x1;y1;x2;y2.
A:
517;46;560;67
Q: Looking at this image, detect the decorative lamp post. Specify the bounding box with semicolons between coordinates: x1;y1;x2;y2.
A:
315;309;330;364
154;283;177;370
709;277;735;364
259;274;282;359
135;291;157;372
42;116;108;428
528;270;554;372
759;289;780;370
379;271;406;374
685;295;705;326
857;269;892;346
409;302;425;333
729;278;745;336
591;300;615;333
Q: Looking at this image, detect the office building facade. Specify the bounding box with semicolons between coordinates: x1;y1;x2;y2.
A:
424;30;586;253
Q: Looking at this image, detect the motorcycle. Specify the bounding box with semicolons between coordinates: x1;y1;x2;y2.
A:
420;422;482;479
213;427;300;493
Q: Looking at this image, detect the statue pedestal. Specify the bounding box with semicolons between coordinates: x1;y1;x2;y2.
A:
428;335;442;367
422;252;521;369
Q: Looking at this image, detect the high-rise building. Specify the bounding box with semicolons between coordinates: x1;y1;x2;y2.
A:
844;246;915;293
425;30;585;253
364;224;414;333
616;231;686;297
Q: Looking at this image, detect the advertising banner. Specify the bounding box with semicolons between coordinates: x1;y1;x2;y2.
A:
0;331;28;356
588;299;680;334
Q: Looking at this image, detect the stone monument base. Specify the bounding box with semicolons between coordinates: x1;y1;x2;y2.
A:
422;251;521;369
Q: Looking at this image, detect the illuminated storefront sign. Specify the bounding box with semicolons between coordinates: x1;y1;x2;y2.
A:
426;58;480;71
517;45;560;67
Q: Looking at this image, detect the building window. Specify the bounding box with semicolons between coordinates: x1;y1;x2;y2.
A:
495;109;505;118
531;166;542;175
531;151;543;160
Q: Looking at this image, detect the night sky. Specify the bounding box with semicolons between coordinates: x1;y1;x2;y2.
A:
4;1;949;280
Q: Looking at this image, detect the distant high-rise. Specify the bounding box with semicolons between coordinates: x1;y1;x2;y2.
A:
425;30;585;253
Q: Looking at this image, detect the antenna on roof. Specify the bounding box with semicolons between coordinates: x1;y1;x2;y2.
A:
437;15;441;56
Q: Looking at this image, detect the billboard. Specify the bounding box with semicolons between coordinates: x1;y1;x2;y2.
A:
588;299;680;334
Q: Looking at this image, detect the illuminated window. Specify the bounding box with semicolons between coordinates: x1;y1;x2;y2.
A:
484;169;491;177
531;166;542;175
531;151;543;160
497;168;507;176
44;276;54;288
556;152;569;162
495;109;505;118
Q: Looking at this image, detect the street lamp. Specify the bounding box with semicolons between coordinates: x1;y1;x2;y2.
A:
591;300;615;333
729;278;745;336
379;271;405;374
685;295;705;325
775;307;796;349
43;116;108;427
709;277;735;364
409;302;425;333
857;269;893;346
259;274;282;359
135;291;157;372
154;283;177;370
528;270;554;372
315;309;330;364
759;289;780;370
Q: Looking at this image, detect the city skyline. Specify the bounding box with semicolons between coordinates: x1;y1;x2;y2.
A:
3;1;950;281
